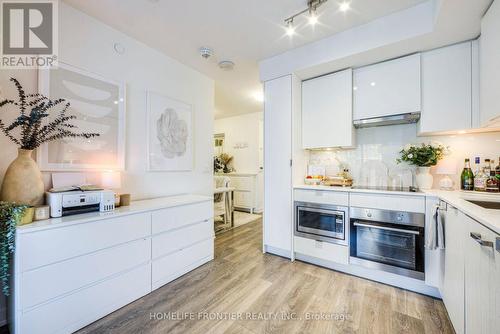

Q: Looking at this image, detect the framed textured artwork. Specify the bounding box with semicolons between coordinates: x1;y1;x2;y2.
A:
147;91;193;171
37;62;126;171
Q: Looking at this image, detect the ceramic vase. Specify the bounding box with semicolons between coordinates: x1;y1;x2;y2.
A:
416;166;433;190
0;149;44;205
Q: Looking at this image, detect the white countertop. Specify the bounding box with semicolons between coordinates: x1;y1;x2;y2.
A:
294;184;427;197
17;194;212;234
425;189;500;235
294;184;500;234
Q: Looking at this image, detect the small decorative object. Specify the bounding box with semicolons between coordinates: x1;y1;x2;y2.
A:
38;63;125;171
436;158;457;191
0;201;28;296
397;142;448;190
147;91;193;171
34;205;50;221
119;194;131;207
217;153;235;173
0;78;99;205
214;156;224;173
19;207;35;226
101;171;121;206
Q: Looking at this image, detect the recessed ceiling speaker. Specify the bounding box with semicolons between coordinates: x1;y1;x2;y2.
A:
218;60;235;71
199;47;214;59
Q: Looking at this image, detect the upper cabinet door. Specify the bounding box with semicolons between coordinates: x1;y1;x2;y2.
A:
353;54;421;120
480;0;500;127
419;42;473;135
302;68;354;149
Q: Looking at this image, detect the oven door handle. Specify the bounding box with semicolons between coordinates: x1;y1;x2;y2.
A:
353;222;420;235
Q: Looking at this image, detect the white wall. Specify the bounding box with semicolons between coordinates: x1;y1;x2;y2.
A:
306;124;500;189
0;3;214;325
214;112;263;173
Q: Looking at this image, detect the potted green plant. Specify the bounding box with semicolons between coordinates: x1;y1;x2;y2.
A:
397;142;448;189
0;78;99;205
0;202;27;296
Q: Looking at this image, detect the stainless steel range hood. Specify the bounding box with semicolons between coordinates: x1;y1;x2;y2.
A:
353;112;421;128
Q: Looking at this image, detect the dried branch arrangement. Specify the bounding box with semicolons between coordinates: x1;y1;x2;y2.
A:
0;78;99;150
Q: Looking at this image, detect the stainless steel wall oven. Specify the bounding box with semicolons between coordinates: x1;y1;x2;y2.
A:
294;202;348;245
349;207;425;280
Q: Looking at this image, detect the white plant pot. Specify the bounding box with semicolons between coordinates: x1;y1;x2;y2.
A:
416;167;433;190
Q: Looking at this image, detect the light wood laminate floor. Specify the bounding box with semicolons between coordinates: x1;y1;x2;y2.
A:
77;220;454;334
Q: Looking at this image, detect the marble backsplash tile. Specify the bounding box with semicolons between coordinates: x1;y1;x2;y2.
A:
306;124;500;189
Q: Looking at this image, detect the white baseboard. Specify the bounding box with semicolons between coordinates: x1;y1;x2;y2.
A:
263;245;291;259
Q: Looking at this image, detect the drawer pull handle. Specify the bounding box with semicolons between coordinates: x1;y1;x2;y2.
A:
470;232;494;248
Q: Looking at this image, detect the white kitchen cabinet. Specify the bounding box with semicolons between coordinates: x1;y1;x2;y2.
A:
263;75;293;257
220;173;262;213
302;69;354;148
353;54;421;120
441;205;465;334
419;42;473;134
464;214;500;334
480;0;500;127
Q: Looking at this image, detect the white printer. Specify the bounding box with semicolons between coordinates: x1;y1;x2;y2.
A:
46;190;116;218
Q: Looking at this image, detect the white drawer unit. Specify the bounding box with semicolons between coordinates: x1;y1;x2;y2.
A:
152;220;213;259
294;236;349;265
152;201;212;234
21;238;150;309
152;238;214;290
349;192;425;213
10;195;213;334
19;213;150;272
21;264;151;334
294;189;349;206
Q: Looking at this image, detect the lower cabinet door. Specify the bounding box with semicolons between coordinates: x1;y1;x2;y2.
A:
441;206;465;334
234;191;253;208
20;264;151;334
152;238;214;290
464;215;499;334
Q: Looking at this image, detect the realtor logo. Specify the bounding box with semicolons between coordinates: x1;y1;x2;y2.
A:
1;0;58;68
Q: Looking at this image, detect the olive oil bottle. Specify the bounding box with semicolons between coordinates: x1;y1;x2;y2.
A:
461;158;474;191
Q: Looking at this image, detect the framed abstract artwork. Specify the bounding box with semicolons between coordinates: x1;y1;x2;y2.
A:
147;91;193;171
37;63;126;171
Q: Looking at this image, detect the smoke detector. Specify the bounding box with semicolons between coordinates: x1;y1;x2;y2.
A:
218;60;235;71
199;47;214;59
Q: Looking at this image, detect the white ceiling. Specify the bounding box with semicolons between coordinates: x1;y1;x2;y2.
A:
63;0;430;119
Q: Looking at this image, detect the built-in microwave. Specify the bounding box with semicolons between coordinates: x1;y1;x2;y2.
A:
294;202;348;245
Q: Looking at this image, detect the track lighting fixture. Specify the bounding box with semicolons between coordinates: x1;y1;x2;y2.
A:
284;0;328;33
285;19;296;36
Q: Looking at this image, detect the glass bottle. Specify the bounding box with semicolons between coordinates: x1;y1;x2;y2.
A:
496;158;500;177
485;159;492;176
474;167;487;192
474;157;481;176
486;171;499;192
461;159;474;191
